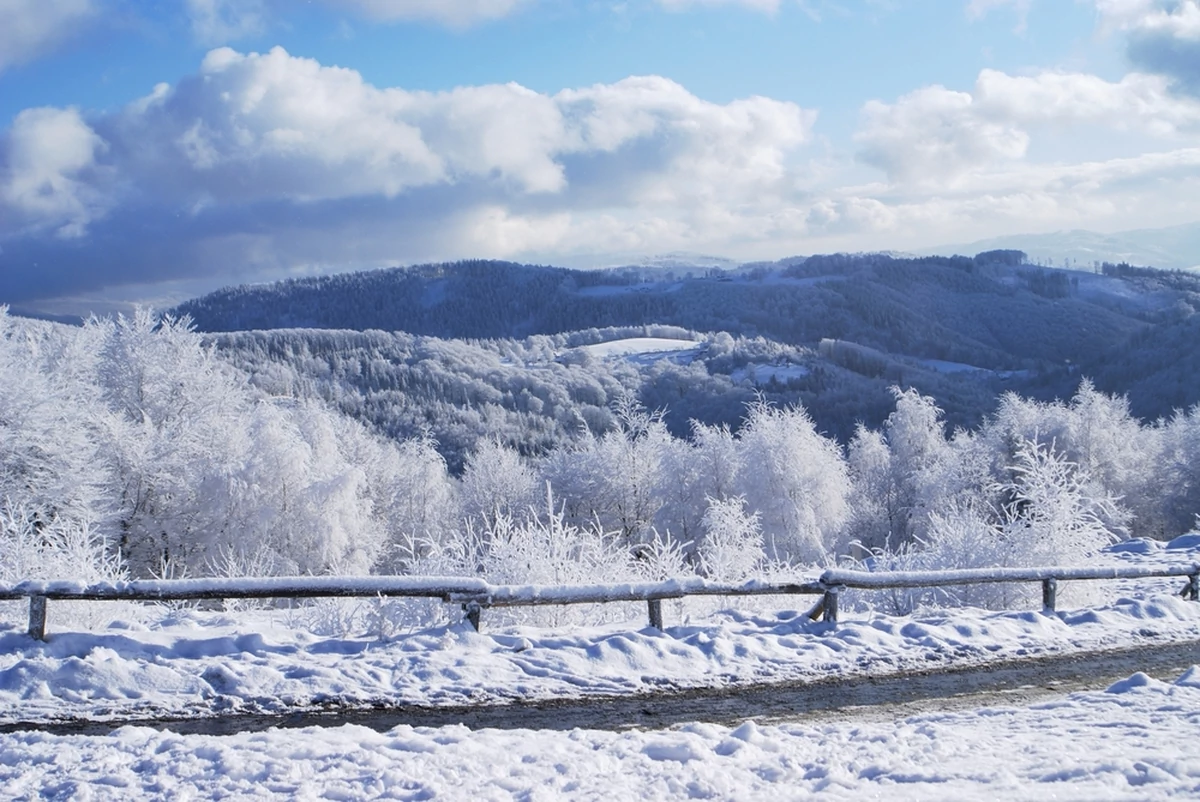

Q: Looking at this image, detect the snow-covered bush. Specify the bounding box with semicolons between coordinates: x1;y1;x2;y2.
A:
698;497;764;582
0;504;136;630
538;398;674;544
859;436;1129;613
460;439;539;531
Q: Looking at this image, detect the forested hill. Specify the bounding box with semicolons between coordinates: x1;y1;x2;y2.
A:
174;252;1182;372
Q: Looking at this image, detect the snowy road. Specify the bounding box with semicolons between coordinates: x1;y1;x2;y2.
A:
5;637;1200;736
4;666;1200;800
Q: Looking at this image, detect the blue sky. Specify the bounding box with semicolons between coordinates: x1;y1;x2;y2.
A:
1;0;1199;313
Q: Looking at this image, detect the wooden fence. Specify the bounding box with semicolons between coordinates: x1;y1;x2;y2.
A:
3;563;1198;640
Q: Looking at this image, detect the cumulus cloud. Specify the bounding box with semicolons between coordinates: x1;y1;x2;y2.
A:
0;0;96;72
7;37;1197;308
86;46;815;210
0;107;108;238
976;69;1200;131
856;68;1200;183
120;48;812;203
1092;0;1200;94
856;84;1030;184
0;47;816;300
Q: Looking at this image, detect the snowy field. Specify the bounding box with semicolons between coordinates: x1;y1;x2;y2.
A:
730;362;811;385
575;337;702;363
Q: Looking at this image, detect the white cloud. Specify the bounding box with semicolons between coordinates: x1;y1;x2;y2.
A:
186;0;268;44
8;42;1200;301
0;0;96;72
0;107;107;238
855;68;1200;184
856;85;1030;185
0;47;816;289
559;76;815;205
976;69;1200;131
1091;1;1200;93
320;0;531;27
108;47;573;200
1093;0;1200;35
98;47;814;212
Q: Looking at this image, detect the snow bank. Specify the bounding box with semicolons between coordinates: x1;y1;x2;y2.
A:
4;666;1200;799
0;542;1197;727
2;586;1199;726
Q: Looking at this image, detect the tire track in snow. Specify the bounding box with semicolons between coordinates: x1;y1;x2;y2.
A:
7;638;1200;736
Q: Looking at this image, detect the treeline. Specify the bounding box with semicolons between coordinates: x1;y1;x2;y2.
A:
174;254;1170;371
5;311;1200;627
212;325;1006;468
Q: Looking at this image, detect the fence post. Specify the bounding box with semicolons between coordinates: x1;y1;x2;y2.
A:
647;599;664;630
463;601;482;632
821;588;839;624
28;596;47;641
1042;578;1057;612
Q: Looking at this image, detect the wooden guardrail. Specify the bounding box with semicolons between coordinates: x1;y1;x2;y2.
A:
0;576;826;640
818;564;1200;624
3;563;1197;640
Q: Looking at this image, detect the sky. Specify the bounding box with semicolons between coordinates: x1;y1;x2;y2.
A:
1;0;1199;313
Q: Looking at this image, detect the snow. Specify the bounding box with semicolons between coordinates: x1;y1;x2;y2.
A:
918;358;987;374
4;667;1200;799
3;543;1200;797
730;363;811;386
2;556;1199;725
576;337;702;363
571;282;685;297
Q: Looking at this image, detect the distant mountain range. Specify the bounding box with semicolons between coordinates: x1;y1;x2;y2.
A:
171;252;1200;455
924;222;1200;272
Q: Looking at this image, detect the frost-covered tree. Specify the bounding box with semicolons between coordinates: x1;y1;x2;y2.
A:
979;382;1158;538
731;399;850;564
0;310;110;528
996;437;1128;565
539;398;673;544
1157;407;1200;536
698;496;763;582
845;425;897;555
843;389;959;555
460;438;539;531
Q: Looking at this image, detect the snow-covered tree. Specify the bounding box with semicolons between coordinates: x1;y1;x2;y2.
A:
731;399;850;564
698;496;763;582
460;439;539;531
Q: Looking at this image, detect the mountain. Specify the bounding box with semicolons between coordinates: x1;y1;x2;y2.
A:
174;253;1162;372
171;252;1200;459
925;222;1200;272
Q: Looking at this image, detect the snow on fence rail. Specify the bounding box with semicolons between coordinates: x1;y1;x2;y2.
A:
3;564;1199;640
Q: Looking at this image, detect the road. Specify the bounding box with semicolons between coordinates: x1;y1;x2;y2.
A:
6;638;1200;737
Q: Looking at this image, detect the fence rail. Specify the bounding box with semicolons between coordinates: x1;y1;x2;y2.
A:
4;563;1198;641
